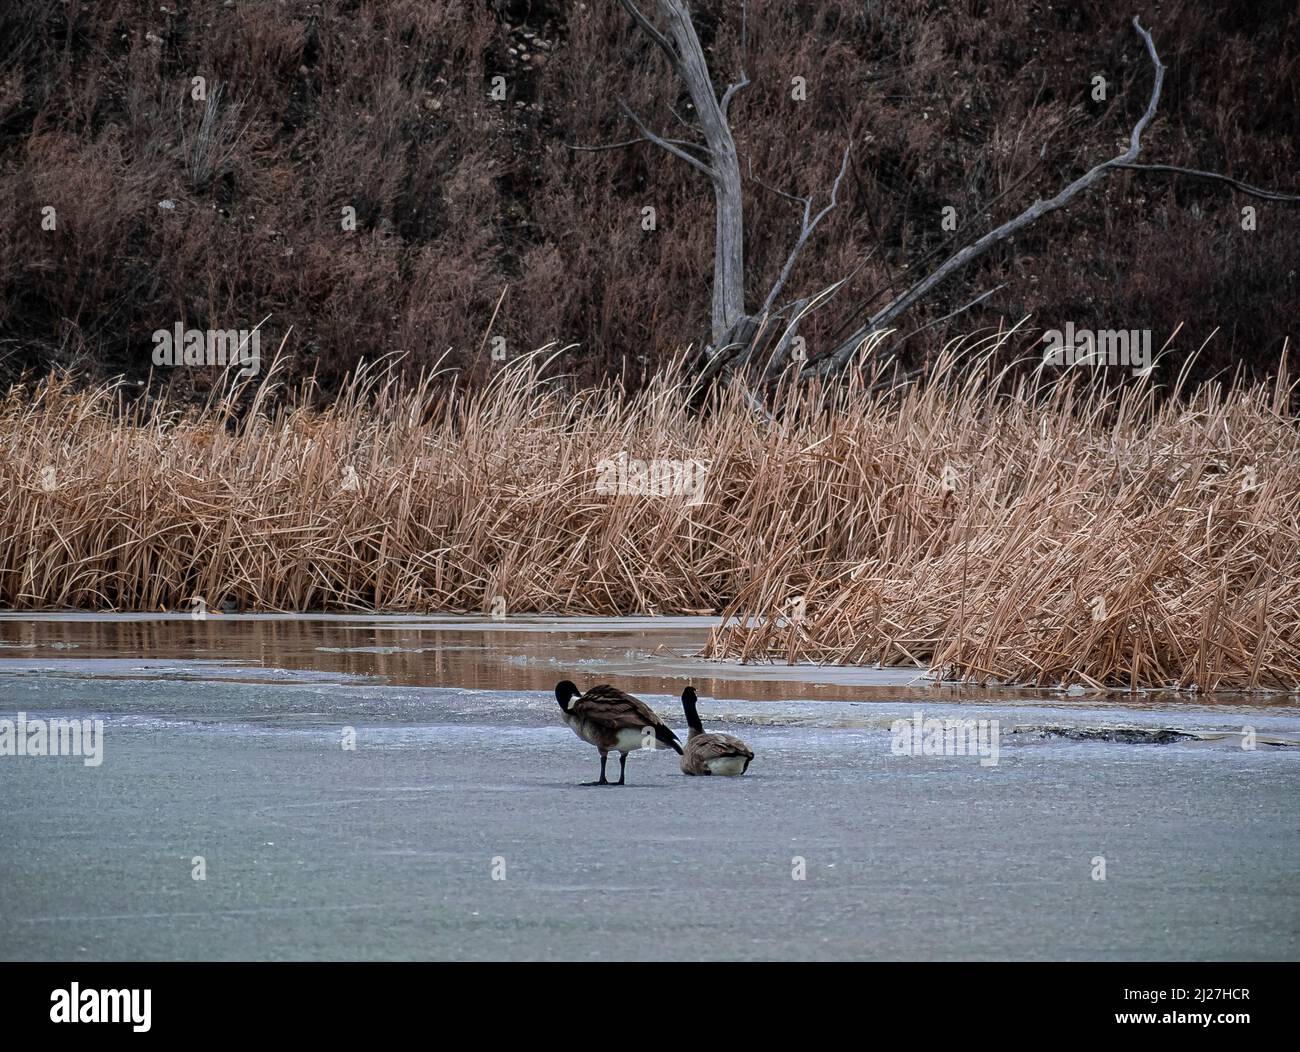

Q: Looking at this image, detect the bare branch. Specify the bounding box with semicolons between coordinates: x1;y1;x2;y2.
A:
721;3;750;118
616;98;717;178
758;276;857;386
1114;162;1300;202
667;103;695;132
1123;17;1164;152
824;157;1045;349
899;283;1006;342
757;297;809;383
760;142;853;316
720;74;750;117
567;137;650;153
567;135;711;158
813;16;1165;377
747;155;806;206
616;0;682;73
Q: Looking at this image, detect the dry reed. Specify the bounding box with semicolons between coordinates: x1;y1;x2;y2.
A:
1;344;1296;691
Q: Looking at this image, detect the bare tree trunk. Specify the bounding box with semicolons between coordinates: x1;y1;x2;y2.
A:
616;1;748;347
592;9;1300;393
604;1;859;376
599;9;1298;393
657;2;746;343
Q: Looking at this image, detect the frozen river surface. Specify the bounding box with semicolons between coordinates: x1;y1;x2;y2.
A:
1;614;1297;961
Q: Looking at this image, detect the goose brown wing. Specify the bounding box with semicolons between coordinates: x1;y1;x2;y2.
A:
691;732;754;760
575;685;662;728
575;685;683;751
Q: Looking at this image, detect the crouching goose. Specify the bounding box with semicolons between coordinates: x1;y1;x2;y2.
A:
679;686;754;776
554;680;683;785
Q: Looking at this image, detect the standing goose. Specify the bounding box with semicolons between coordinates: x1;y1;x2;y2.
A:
679;686;754;776
554;680;683;785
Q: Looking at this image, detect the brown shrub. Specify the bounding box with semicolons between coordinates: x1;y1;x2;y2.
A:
0;0;1295;395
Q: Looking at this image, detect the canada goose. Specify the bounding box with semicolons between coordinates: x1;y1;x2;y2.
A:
679;686;754;776
554;680;684;785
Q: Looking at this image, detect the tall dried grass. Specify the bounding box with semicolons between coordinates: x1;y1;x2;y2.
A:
0;346;1296;690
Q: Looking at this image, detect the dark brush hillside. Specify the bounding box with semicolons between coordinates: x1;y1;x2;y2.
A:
1;0;1296;395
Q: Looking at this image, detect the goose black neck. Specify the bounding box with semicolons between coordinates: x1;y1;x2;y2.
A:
682;692;703;733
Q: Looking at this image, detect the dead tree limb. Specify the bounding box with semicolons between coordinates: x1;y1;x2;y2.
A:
587;8;1299;393
759;143;853;318
811;16;1300;380
899;283;1007;343
615;98;716;177
809;16;1167;378
719;0;749;117
616;0;682;72
567;134;712;158
1112;163;1300;202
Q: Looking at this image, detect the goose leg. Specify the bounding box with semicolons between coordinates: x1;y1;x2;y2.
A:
583;752;610;786
617;752;628;785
